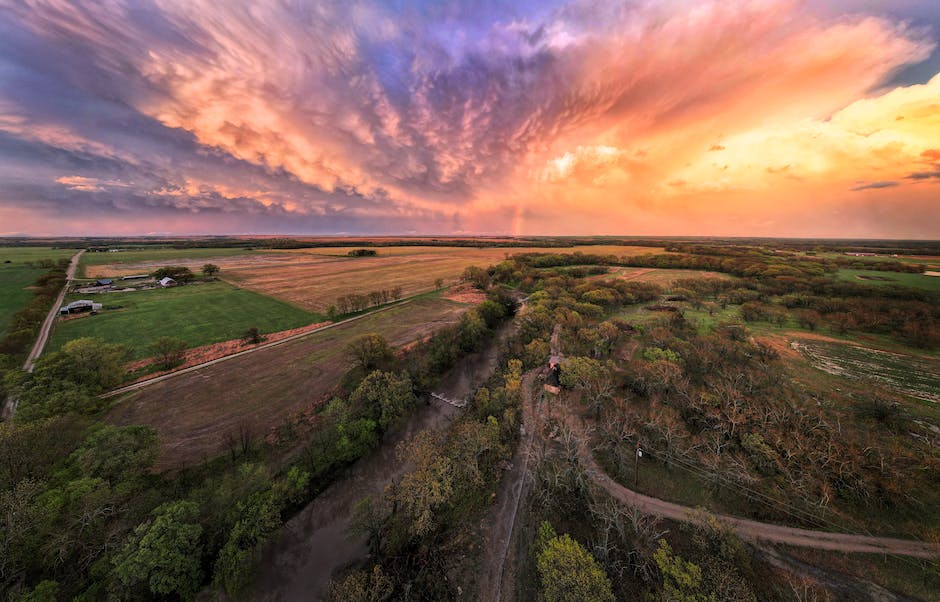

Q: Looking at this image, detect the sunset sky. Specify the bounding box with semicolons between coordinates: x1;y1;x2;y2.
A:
1;0;938;238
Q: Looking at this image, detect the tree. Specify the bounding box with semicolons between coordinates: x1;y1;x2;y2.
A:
242;327;264;345
458;310;489;352
56;337;127;391
434;277;444;289
476;299;507;328
391;286;403;300
112;501;203;599
10;338;127;420
214;490;281;595
329;565;393;602
149;336;187;370
535;525;615;602
461;265;490;289
73;425;158;484
390;431;454;540
152;266;194;283
16;580;59;602
202;263;220;278
349;371;416;430
346;334;393;371
652;539;716;602
559;356;615;415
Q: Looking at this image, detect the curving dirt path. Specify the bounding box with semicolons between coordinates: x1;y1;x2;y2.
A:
546;390;940;558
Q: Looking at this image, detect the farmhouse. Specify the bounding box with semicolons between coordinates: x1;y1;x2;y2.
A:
59;299;103;315
159;277;177;288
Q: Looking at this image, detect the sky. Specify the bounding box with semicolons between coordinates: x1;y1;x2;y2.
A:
0;0;938;238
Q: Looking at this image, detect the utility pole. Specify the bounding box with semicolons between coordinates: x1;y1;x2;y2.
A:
635;441;642;488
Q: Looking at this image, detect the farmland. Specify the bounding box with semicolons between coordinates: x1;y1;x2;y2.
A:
79;246;256;277
107;296;471;469
48;281;315;359
0;246;74;337
86;244;665;312
836;268;940;292
795;339;940;403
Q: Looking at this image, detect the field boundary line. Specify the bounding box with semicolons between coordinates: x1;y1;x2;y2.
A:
101;298;415;399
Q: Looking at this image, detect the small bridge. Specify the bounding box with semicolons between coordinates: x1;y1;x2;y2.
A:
430;392;467;408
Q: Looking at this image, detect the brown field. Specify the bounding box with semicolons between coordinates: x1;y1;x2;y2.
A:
87;245;664;312
83;251;314;278
107;296;470;470
234;245;664;312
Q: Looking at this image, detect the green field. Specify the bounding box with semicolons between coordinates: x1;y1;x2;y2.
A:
79;247;254;276
48;281;316;359
795;340;940;404
0;247;76;337
835;269;940;293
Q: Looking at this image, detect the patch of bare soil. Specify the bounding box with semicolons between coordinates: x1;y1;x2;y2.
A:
856;275;894;282
123;321;330;383
443;283;487;304
753;335;800;359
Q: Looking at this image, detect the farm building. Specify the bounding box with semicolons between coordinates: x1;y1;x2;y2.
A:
60;300;102;315
159;277;177;288
96;278;113;286
122;274;149;280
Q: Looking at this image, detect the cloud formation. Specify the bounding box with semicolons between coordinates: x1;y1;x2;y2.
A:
0;0;938;236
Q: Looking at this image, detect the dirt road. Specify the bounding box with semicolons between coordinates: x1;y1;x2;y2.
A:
23;249;83;372
2;250;84;419
476;370;541;602
549;392;940;558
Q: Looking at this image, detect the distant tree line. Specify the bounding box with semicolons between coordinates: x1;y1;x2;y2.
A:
335;287;403;314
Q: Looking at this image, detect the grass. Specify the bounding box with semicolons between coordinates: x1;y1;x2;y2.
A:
0;247;76;337
0;247;76;264
835;269;940;293
794;340;940;404
596;448;756;517
48;281;317;359
79;247;255;277
108;296;472;469
812;251;940;269
782;548;940;602
609;267;733;288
